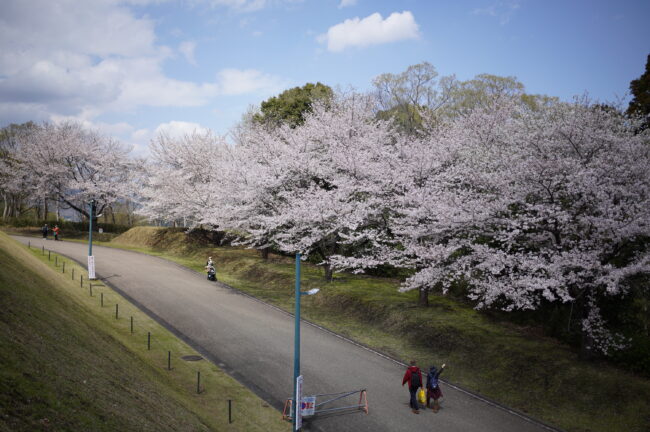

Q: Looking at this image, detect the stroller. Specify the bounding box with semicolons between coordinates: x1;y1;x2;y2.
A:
206;265;217;281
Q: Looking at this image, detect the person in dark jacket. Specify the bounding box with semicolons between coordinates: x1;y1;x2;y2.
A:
205;257;216;281
402;360;423;414
426;363;446;412
41;224;48;239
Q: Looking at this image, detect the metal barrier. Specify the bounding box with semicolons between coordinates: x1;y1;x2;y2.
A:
283;389;369;421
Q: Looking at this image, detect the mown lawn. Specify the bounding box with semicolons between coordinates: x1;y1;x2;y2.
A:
0;231;289;432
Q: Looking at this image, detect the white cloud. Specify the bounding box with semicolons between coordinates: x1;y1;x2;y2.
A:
0;0;290;134
179;41;198;65
205;0;303;13
128;122;211;157
338;0;357;8
318;11;419;52
0;0;208;122
471;1;520;25
217;68;288;96
0;0;289;127
154;120;210;138
209;0;268;12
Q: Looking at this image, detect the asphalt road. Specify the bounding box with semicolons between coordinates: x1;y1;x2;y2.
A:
13;236;557;432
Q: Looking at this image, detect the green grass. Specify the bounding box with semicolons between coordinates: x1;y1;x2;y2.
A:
7;226;650;432
0;232;289;432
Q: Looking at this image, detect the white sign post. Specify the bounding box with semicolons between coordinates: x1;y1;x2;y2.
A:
88;255;96;280
295;375;303;430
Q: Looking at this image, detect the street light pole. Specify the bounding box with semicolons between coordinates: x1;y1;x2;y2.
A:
293;253;301;432
291;253;319;431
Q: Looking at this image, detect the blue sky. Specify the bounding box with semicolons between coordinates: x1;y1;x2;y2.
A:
1;0;648;154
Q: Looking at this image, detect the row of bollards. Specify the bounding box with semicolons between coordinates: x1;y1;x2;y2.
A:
31;241;235;424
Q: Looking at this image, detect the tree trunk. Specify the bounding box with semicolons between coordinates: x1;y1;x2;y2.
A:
56;200;60;221
260;247;270;260
35;200;41;221
323;263;334;282
578;296;595;360
2;194;8;221
43;198;48;221
418;288;429;307
126;200;133;226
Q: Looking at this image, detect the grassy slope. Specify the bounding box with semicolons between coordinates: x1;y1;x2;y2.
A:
104;227;650;432
0;232;289;432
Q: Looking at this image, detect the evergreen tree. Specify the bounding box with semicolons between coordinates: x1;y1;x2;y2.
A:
627;54;650;130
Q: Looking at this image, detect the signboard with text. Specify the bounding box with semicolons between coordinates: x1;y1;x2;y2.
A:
88;255;96;279
301;396;316;416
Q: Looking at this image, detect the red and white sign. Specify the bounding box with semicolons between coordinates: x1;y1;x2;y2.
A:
301;396;316;416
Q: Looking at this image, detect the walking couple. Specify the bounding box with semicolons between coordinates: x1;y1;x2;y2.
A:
402;360;445;414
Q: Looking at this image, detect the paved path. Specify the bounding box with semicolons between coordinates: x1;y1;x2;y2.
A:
13;236;557;432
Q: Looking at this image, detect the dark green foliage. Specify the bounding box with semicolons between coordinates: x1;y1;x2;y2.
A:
253;82;333;128
627;54;650;129
612;335;650;376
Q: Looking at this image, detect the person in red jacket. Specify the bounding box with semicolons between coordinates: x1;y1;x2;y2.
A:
402;360;423;414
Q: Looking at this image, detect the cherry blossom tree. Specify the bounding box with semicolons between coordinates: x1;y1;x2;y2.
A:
223;92;408;280
455;99;650;356
9;122;135;224
138;129;228;228
0;122;39;220
347;97;650;355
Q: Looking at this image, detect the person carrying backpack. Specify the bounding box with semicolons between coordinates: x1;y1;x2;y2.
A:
426;363;446;412
402;360;423;414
